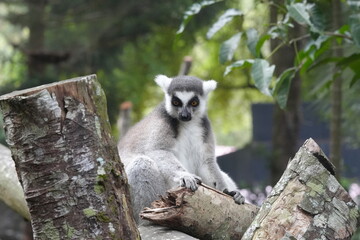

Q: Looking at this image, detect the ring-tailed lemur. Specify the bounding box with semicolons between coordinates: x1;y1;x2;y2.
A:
118;75;244;222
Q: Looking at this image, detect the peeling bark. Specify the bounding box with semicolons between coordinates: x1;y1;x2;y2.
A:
140;184;259;239
242;138;359;240
0;75;140;240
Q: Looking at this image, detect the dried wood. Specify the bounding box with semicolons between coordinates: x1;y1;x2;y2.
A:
141;183;259;239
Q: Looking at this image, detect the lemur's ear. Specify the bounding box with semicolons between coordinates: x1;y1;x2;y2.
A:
203;80;217;95
155;75;172;93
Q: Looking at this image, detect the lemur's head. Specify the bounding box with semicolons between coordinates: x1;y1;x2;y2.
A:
155;75;217;122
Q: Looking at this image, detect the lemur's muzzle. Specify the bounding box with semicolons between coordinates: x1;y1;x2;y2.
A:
179;107;191;121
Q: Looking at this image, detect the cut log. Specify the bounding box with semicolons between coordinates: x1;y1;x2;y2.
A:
140;183;259;239
0;75;140;239
0;139;192;240
242;138;360;240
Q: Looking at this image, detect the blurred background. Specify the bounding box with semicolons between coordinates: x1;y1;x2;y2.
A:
0;0;359;239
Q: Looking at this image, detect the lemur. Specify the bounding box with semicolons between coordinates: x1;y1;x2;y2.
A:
118;75;244;222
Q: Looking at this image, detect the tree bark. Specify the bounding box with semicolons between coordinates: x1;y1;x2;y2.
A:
0;75;140;240
242;138;359;240
140;184;259;239
270;1;303;185
0;141;196;240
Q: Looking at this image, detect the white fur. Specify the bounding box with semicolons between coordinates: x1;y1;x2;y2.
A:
155;75;172;92
203;80;217;95
164;93;173;117
165;91;208;119
172;119;204;175
174;91;195;103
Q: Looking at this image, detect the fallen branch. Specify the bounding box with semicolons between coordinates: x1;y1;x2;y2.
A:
141;183;259;239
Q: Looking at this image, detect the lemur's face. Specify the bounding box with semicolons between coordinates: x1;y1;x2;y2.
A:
167;91;204;122
155;75;217;122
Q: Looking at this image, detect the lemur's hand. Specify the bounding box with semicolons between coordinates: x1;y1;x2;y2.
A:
179;173;202;191
224;189;245;204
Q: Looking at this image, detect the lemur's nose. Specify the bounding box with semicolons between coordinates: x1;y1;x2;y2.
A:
180;114;191;121
180;108;191;121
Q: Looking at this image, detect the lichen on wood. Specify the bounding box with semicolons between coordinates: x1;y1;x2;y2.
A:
0;75;140;240
242;138;359;240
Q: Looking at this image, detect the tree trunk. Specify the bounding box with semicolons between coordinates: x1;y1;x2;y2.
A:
140;184;259;239
0;75;140;239
270;1;302;185
242;138;359;239
330;0;343;179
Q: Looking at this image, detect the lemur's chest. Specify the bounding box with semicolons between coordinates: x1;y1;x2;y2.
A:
173;122;205;173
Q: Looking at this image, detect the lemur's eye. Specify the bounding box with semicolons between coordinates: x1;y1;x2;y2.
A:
190;100;199;107
189;97;199;107
171;97;182;107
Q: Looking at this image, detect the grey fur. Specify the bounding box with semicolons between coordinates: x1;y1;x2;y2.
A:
118;76;244;223
167;76;204;95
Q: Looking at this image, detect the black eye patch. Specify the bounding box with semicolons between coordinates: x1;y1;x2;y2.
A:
171;96;182;107
188;96;199;107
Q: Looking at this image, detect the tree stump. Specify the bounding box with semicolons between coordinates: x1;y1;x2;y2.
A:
0;75;140;239
242;138;359;240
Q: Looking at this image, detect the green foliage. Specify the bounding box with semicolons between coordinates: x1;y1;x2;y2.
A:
206;8;243;39
224;59;254;76
250;59;275;96
246;28;260;57
179;0;360;111
177;0;223;34
273;68;296;109
287;2;320;33
350;15;360;48
219;32;242;64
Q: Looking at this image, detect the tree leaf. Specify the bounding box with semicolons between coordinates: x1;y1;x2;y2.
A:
286;3;319;33
206;8;243;39
224;59;254;76
307;57;340;72
348;1;360;9
273;68;296;109
337;53;360;68
337;53;360;87
349;74;360;88
246;28;259;57
177;0;223;34
255;34;270;57
250;59;275;96
349;15;360;48
219;33;242;64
